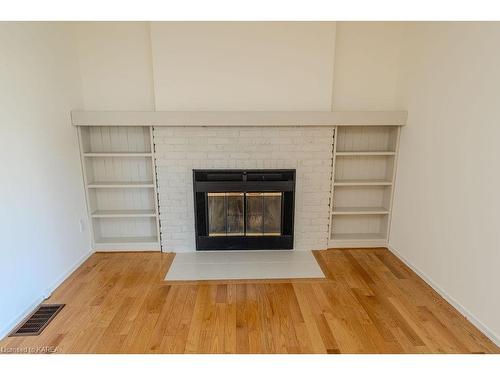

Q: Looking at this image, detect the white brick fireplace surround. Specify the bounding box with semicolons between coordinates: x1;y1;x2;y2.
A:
154;126;334;252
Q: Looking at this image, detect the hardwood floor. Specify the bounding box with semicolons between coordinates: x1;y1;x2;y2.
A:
1;248;498;354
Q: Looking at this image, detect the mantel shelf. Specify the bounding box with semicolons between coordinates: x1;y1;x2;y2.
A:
72;110;407;127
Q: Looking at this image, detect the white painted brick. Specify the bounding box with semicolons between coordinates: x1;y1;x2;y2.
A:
278;129;302;137
163;137;188;145
269;137;293;145
185;152;207;160
239;130;262;137
229;152;251;159
154;126;334;252
160;151;186;160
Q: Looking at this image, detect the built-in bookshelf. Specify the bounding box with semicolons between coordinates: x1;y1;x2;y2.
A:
78;126;161;251
328;126;401;248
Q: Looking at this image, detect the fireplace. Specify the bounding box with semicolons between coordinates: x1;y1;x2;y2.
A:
193;169;295;250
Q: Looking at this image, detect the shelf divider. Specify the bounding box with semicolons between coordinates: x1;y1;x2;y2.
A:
91;209;157;218
84;152;153;157
332;207;389;215
87;181;155;188
336;151;396;156
333;179;392;186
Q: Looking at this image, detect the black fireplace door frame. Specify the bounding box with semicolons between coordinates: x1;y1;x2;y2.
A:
193;169;295;251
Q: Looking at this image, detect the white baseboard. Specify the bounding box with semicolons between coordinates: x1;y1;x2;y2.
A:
0;248;94;340
46;249;94;299
387;244;500;348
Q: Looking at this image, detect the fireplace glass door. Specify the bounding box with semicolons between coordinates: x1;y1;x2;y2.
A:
208;193;244;236
208;192;282;237
246;193;282;236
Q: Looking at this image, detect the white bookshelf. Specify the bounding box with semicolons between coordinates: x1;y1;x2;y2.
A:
328;126;401;248
78;126;161;251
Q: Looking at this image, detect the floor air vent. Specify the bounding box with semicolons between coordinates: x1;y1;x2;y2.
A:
9;304;65;337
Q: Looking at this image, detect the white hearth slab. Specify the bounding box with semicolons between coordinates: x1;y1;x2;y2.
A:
165;250;325;281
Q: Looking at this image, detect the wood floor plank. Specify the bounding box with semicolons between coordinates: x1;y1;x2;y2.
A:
1;249;498;354
292;283;328;353
255;283;278;353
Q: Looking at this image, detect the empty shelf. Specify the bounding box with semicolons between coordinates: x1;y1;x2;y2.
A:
332;207;389;215
87;181;155;188
332;233;387;241
84;152;152;157
336;151;396;156
91;209;156;218
94;236;159;245
333;179;392;186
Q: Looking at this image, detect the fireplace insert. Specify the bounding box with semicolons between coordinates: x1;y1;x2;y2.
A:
193;169;295;250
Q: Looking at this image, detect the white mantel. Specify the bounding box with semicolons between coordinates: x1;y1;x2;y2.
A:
71;111;407;127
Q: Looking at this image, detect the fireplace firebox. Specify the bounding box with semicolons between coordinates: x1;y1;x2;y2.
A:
193;169;295;250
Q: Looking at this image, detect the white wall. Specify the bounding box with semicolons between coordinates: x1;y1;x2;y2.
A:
333;22;403;111
0;22;91;337
390;22;500;343
75;22;155;110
